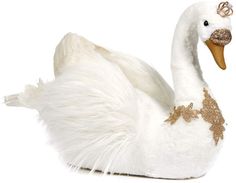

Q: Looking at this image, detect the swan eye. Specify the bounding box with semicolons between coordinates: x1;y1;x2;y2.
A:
204;20;209;26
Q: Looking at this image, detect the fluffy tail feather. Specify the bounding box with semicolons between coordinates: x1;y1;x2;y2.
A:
4;94;22;107
4;79;44;109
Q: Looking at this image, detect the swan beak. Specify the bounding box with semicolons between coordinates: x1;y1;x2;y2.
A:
205;40;226;70
205;29;232;70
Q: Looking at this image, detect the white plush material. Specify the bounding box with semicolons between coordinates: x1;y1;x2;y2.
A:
5;1;232;179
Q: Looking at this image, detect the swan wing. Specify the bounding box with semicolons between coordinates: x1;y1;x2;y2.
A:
54;33;174;108
95;46;174;108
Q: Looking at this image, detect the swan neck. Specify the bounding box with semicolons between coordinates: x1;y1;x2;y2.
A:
171;8;207;107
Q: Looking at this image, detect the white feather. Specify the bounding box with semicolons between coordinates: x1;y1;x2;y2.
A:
54;33;174;108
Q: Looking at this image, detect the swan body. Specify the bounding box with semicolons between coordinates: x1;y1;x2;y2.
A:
5;1;232;179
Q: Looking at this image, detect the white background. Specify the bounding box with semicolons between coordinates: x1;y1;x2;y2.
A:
0;0;235;182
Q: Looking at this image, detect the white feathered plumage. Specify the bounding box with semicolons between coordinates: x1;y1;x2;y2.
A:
5;1;232;179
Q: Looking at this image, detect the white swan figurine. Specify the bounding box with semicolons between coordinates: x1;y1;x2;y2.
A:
5;1;233;179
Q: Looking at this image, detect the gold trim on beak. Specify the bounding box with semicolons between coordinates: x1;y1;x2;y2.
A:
205;29;232;70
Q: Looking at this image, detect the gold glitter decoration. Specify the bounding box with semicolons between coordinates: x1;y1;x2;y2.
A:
165;89;225;145
210;29;232;46
200;89;225;145
165;103;199;124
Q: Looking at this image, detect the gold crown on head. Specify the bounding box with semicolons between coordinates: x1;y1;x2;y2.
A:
217;1;233;17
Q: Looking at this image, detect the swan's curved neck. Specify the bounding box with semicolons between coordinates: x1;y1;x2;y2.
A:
171;7;207;107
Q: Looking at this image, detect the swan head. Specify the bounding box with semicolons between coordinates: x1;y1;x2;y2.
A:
197;1;233;70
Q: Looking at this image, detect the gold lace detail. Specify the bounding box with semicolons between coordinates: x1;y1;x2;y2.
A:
165;89;225;145
200;89;225;145
165;103;199;124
